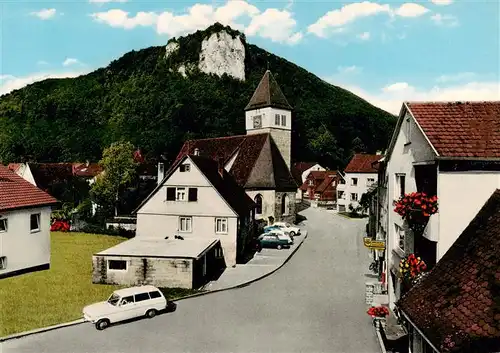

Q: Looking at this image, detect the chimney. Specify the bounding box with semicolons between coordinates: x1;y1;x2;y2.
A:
157;162;165;185
194;148;200;156
218;157;224;177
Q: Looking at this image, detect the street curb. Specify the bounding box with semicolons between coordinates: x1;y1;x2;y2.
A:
0;319;85;342
0;232;308;342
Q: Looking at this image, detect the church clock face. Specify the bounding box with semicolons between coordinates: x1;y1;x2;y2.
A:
253;115;262;128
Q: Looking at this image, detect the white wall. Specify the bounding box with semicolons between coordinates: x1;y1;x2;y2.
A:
301;164;325;183
245;107;291;133
13;163;36;186
0;206;52;277
385;111;436;308
337;172;378;210
437;171;500;259
246;189;275;223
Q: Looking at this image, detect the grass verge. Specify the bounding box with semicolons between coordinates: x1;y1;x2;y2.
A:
0;232;200;337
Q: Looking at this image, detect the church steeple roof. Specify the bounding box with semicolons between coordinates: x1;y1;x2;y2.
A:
244;70;292;111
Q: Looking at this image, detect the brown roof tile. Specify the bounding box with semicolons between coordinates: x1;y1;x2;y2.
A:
72;163;103;177
0;165;58;212
397;189;500;352
407;101;500;158
291;162;318;184
315;172;338;193
344;154;381;173
244;70;292;111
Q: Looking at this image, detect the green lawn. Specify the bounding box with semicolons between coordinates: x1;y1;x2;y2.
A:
0;232;199;337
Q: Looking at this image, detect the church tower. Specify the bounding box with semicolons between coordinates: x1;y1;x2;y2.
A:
245;70;292;170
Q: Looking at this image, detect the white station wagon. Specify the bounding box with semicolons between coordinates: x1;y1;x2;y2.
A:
83;285;172;330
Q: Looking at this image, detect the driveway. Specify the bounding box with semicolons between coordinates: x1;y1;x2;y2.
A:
1;208;380;353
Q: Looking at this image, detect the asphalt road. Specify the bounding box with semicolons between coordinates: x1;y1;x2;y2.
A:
1;207;380;353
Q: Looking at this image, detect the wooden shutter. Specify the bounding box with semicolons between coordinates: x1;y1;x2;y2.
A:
188;188;198;201
166;187;175;201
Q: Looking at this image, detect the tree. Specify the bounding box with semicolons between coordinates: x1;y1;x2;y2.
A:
307;125;344;168
359;192;371;214
351;136;366;154
90;141;139;218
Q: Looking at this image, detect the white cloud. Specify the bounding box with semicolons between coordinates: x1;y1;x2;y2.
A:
430;0;453;5
62;58;82;67
89;0;128;3
436;72;476;83
325;79;500;114
357;31;370;40
92;1;301;45
394;3;430;17
338;65;362;74
308;1;431;38
0;71;90;97
431;13;459;26
30;8;57;20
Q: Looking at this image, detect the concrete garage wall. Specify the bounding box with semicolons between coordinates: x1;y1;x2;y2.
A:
92;256;194;289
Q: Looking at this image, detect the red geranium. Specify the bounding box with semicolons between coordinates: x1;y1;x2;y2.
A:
367;306;389;318
394;192;438;220
51;220;71;232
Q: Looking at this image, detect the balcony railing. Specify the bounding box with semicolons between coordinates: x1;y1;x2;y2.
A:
422;213;439;242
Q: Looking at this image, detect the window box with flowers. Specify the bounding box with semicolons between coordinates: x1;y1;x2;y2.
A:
367;306;390;328
394;192;438;235
399;253;428;293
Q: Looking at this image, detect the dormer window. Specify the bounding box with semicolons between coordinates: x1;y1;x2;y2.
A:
180;164;190;172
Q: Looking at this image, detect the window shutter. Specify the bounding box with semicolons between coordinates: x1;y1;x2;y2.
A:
188;188;198;201
166;187;175;201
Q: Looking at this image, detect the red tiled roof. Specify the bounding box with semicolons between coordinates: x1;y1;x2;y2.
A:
7;163;21;173
316;172;338;193
29;163;74;191
0;165;58;212
172;133;297;190
397;189;500;352
308;170;328;180
407;101;500;158
72;163;103;177
291;162;318;184
344;154;381;173
244;70;292;111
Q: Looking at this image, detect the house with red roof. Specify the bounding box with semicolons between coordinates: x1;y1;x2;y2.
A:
299;170;338;206
336;153;380;213
379;101;500;318
0;165;58;279
94;154;255;288
396;189;500;353
160;70;298;225
292;162;326;200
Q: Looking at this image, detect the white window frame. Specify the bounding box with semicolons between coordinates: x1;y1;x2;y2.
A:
281;114;286;126
405;116;411;144
215;218;228;234
0;218;7;233
180;164;190;172
395;224;405;252
176;187;186;201
179;216;192;233
395;173;406;199
308;180;314;186
275;114;280;125
350;193;358;201
30;213;41;233
107;259;127;271
351;178;358;186
367;178;375;186
0;256;6;270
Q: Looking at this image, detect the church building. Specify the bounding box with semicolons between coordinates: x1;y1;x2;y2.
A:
168;70;298;224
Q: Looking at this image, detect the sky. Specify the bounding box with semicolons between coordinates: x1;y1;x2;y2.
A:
0;0;499;114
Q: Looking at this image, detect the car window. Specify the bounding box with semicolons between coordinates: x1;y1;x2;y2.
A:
108;293;121;306
120;295;134;306
285;223;291;227
134;292;150;302
149;291;162;299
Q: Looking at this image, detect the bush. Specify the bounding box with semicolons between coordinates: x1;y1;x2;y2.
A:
79;223;135;238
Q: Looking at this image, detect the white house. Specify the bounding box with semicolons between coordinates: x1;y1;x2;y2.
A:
336;154;380;213
166;70;298;225
381;101;500;310
291;162;326;201
93;153;256;289
0;165;58;279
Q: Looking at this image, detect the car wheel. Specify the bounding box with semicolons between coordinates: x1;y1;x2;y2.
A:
95;319;110;331
277;244;282;250
146;309;157;318
289;231;296;237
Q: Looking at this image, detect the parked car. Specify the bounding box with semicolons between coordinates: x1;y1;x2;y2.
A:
272;222;301;236
260;228;293;245
258;233;291;250
83;285;175;330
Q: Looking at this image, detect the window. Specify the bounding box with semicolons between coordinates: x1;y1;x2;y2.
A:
176;187;186;201
149;291;162;299
396;174;406;198
166;187;175;201
120;296;134;306
308;180;314;186
188;188;198;202
350;193;358;201
0;256;6;270
281;114;286;126
339;178;345;184
134;292;151;302
275;114;280;125
281;194;289;215
351;178;358;186
254;194;263;215
405;116;411;144
108;260;127;270
215;218;228;234
338;191;344;199
180;164;190;172
367;178;375;186
179;217;192;232
0;219;7;233
30;213;40;232
395;224;405;251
